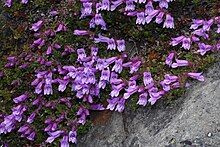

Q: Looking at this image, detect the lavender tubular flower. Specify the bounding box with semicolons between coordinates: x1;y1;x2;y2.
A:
106;98;118;110
94;13;107;30
110;0;123;11
187;72;204;81
156;11;164;24
136;12;146;25
60;136;69;147
159;0;168;9
30;20;43;32
137;93;148;106
190;19;204;30
143;72;154;88
145;1;154;14
5;0;12;7
125;0;135;11
170;36;184;46
181;37;191;50
13;94;28;103
116;40;126;52
112;58;123;73
203;19;214;31
46;130;64;143
197;43;212;56
73;30;89;36
123;81;139;99
171;59;189;68
146;10;159;24
163;14;174;29
69;131;77;144
115;98;125;112
165;52;175;66
101;0;110;11
21;0;28;4
81;2;92;17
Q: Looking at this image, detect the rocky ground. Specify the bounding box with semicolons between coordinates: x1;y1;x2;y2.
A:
77;62;220;147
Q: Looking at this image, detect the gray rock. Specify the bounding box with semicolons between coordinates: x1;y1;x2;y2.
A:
77;62;220;147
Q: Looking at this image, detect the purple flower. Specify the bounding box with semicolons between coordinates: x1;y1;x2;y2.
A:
123;59;141;74
156;11;164;24
125;0;135;11
187;72;204;81
138;0;146;4
91;46;98;57
159;0;168;8
110;0;123;11
112;59;123;73
44;84;53;95
50;10;58;16
143;72;154;89
30;20;43;32
27;131;35;141
58;79;69;92
60;135;69;147
163;74;178;84
160;81;171;91
73;30;89;36
77;107;89;125
106;98;118;110
203;19;214;31
94;13;107;30
77;48;86;62
163;14;174;29
170;36;184;46
21;0;28;4
116;40;125;52
5;0;12;7
69;131;77;143
90;104;105;110
123;81;139;99
197;43;212;56
115;98;125;112
101;0;110;11
192;29;209;39
32;38;45;48
96;58;106;70
171;59;189;68
81;2;92;17
217;24;220;33
110;72;123;84
136;12;146;25
56;23;67;32
146;10;159;24
190;19;204;30
110;83;125;97
145;1;154;14
137;93;148;106
148;87;164;105
13;94;28;103
46;130;64;143
27;112;36;124
165;52;175;66
107;38;116;50
100;68;110;81
181;37;191;50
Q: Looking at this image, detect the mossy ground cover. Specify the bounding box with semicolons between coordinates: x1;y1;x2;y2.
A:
0;0;219;146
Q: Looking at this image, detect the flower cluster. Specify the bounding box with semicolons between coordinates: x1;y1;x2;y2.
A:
170;17;220;55
1;0;220;146
80;0;175;29
4;0;28;7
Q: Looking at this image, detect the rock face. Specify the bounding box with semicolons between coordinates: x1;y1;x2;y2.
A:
77;62;220;147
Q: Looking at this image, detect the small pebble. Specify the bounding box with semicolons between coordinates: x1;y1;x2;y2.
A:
207;132;212;137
